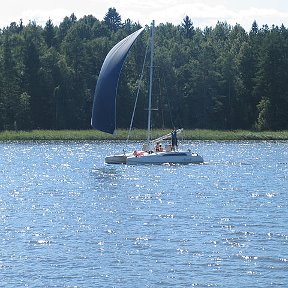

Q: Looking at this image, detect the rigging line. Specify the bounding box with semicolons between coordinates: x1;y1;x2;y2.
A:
126;35;150;146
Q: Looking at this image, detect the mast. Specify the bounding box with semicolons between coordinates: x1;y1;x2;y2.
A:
147;20;154;149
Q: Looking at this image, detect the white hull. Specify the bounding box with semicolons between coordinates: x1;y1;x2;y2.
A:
105;154;128;164
126;151;203;165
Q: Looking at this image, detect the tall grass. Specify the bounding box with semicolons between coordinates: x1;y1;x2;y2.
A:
0;129;287;141
182;129;288;140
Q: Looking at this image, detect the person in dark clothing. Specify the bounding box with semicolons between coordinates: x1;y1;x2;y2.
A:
171;129;177;151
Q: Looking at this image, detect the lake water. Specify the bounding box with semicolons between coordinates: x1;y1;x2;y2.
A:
0;140;287;287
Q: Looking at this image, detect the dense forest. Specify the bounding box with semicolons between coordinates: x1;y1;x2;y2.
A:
0;8;288;131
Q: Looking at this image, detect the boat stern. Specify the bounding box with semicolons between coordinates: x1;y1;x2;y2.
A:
105;154;128;164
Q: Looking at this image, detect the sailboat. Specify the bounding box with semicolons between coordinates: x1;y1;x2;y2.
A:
91;21;203;165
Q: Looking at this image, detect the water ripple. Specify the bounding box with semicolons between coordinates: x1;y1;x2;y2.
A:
0;141;287;287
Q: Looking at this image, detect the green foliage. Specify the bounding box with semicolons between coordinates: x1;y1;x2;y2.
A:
181;16;195;38
0;10;288;132
0;129;287;141
256;97;271;130
16;92;32;130
104;8;122;31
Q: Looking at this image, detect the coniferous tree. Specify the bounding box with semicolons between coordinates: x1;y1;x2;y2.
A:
104;8;122;31
0;9;288;131
44;18;56;48
1;34;21;129
181;16;195;38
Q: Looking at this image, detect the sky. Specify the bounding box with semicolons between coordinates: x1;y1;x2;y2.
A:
1;0;288;31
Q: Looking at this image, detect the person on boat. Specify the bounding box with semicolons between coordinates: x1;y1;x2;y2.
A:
133;150;144;157
155;142;164;152
171;129;178;151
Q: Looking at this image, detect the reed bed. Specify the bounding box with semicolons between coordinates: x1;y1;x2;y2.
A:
0;129;288;141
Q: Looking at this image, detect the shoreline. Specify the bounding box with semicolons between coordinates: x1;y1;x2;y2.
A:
0;129;288;141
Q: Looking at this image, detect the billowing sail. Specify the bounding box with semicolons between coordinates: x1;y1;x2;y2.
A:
91;27;145;134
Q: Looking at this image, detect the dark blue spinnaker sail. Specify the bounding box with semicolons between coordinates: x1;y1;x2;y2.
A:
91;27;145;134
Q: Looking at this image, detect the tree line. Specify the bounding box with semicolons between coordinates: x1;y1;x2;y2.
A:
0;8;288;131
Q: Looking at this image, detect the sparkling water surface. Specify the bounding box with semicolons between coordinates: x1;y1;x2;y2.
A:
0;141;287;287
